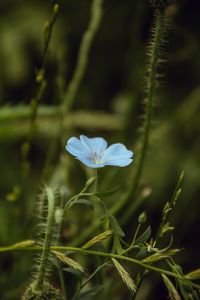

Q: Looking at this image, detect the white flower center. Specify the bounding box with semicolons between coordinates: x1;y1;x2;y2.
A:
92;151;103;164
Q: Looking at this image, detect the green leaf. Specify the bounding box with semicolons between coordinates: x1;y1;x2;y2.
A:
113;234;124;255
134;226;151;245
78;286;103;300
107;212;124;237
70;199;94;210
63;267;82;278
94;186;120;198
135;246;148;259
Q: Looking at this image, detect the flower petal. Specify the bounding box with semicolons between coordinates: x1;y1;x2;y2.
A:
103;143;133;163
65;137;89;158
80;135;107;156
105;158;133;167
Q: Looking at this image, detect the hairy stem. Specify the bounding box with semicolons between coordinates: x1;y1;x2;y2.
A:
34;187;56;291
110;9;167;222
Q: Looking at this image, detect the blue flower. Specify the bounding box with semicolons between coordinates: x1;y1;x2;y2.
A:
65;135;133;168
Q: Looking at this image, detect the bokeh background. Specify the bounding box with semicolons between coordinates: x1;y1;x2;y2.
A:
0;0;200;299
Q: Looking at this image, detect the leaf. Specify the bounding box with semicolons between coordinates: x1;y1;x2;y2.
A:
167;261;196;300
113;234;124;255
185;269;200;281
142;249;181;263
78;286;103;300
162;274;181;300
63;267;83;278
70;199;94;210
107;212;124;237
112;258;137;293
82;230;113;249
94;186;120;198
135;246;148;259
52;250;84;273
134;226;151;245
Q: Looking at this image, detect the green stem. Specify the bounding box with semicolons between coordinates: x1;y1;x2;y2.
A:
34;187;56;291
62;0;103;112
71;261;109;300
58;267;67;300
122;224;141;255
94;169;98;193
0;240;199;289
21;4;59;174
155;171;184;243
2;244;199;289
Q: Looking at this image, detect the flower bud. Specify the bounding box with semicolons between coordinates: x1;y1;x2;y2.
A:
138;212;147;224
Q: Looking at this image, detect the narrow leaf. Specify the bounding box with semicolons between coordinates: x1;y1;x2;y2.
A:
135;226;151;245
108;212;124;237
78;286;103;300
63;267;82;278
71;198;94;209
94;186;120;198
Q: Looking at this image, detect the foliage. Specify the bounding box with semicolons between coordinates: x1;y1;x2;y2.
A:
0;0;200;299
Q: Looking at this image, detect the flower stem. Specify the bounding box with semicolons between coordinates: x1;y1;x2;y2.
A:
94;169;98;193
66;9;169;247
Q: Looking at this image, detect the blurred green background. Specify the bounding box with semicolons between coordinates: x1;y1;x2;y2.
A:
0;0;200;299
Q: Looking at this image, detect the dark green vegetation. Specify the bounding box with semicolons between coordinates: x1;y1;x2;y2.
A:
0;0;200;299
